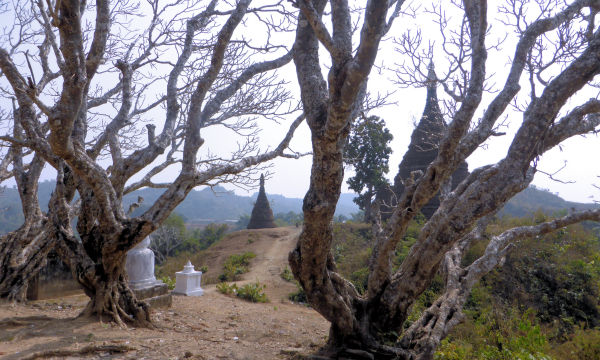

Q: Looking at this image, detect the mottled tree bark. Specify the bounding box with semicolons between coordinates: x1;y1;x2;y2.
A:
290;0;600;358
0;218;50;301
0;108;52;301
0;0;301;326
289;0;409;355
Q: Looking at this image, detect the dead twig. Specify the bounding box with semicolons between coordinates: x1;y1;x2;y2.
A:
0;315;53;327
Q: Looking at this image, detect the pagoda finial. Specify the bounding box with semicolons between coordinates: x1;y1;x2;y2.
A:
426;60;436;87
425;59;438;107
260;173;265;188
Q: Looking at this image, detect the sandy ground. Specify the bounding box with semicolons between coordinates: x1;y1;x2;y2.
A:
0;227;330;360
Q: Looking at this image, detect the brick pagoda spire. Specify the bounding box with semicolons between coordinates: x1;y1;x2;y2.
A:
247;174;277;229
391;62;469;219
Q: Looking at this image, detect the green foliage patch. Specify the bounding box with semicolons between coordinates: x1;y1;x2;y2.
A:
186;223;229;252
219;252;256;282
343;115;393;222
288;282;308;304
551;327;600;360
435;213;600;359
159;275;176;290
216;282;236;295
436;307;553;360
280;266;294;282
236;282;269;303
328;214;600;360
216;281;269;303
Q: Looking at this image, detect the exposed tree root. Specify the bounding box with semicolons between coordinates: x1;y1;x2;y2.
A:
311;343;413;360
0;315;53;327
77;279;153;329
19;344;136;360
0;315;58;342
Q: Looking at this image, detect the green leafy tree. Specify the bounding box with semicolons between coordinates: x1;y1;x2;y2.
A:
235;214;251;230
274;211;304;226
186;223;228;251
344;115;393;222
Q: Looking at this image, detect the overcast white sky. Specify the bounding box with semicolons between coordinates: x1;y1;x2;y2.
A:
224;76;600;203
2;0;600;205
220;1;600;204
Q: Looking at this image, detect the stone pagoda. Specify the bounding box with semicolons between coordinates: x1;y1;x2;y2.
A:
383;62;469;219
247;174;277;229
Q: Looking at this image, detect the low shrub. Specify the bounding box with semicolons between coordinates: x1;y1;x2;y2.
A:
216;281;268;303
237;282;269;303
280;266;294;282
435;307;553;360
216;282;236;295
550;327;600;360
289;282;308;304
219;252;256;281
349;267;369;294
159;275;176;290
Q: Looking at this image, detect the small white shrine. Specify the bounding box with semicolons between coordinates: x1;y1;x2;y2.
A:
173;261;204;296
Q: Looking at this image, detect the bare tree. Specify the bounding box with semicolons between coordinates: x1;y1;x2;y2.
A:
290;0;600;359
0;0;302;326
149;221;185;265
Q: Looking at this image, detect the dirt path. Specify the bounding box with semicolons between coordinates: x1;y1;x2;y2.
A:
0;227;329;360
235;227;302;301
186;226;302;302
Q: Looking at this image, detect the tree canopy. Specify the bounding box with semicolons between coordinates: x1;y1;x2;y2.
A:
344;115;393;222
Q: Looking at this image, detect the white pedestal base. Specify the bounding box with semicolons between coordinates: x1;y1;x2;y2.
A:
173;261;204;296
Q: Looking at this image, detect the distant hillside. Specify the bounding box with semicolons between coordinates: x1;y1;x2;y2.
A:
0;182;358;233
123;186;359;221
125;186;253;221
1;182;597;234
0;180;57;234
498;185;598;218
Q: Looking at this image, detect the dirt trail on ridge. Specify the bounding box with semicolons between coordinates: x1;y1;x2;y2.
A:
236;227;302;301
0;226;328;360
193;226;302;302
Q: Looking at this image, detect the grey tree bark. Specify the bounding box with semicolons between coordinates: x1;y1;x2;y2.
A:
0;0;302;327
289;1;600;359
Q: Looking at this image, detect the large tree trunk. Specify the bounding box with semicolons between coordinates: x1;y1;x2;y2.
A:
0;217;52;301
52;218;153;327
0;135;51;301
288;0;401;358
45;170;153;327
77;256;152;328
321;300;415;360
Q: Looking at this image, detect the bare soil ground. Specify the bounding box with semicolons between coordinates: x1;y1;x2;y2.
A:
0;227;330;360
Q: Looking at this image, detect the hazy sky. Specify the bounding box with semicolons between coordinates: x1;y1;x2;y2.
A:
225;77;600;204
2;1;600;205
221;2;600;204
